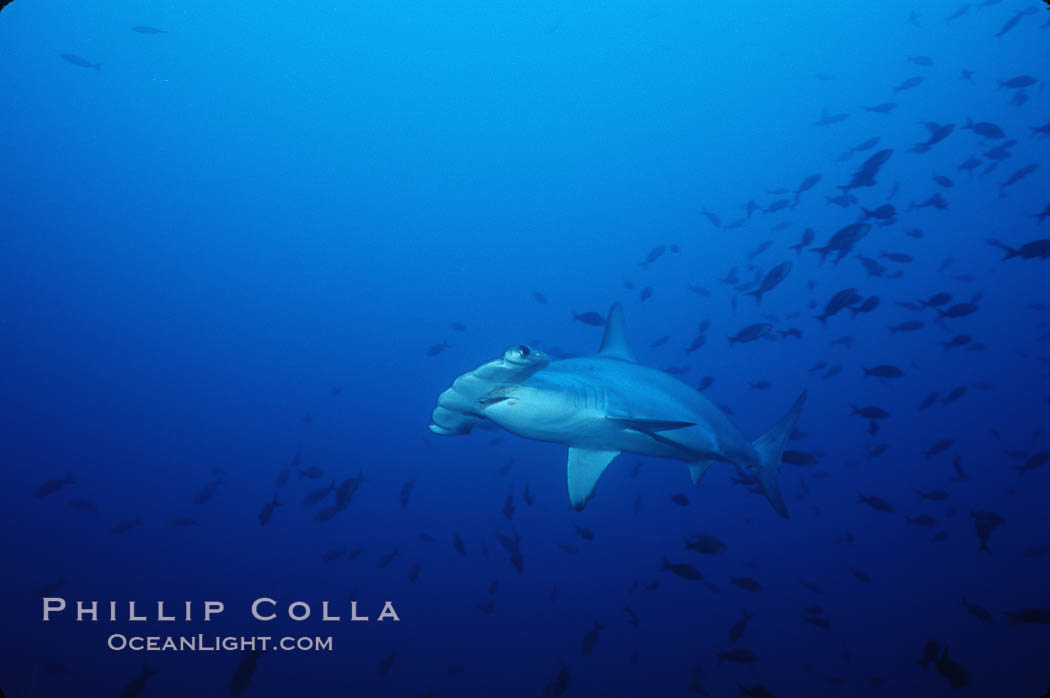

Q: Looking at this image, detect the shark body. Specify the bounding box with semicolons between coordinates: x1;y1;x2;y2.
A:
429;303;805;517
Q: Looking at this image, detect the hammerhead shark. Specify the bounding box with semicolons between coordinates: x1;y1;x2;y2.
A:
430;303;806;517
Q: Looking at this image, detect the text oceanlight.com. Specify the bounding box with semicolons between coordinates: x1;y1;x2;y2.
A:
107;634;334;652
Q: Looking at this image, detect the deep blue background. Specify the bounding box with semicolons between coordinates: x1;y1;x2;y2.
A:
1;0;1049;696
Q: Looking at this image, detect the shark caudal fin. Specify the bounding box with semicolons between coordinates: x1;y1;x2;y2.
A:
566;448;619;511
751;391;807;519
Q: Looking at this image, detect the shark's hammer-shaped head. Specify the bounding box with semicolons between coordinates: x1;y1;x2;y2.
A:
429;344;550;436
477;345;575;437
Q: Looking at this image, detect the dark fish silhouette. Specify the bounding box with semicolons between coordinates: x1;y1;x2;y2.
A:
378;650;398;676
816;288;861;325
794;173;821;203
336;472;364;508
684;534;727;554
728;323;771;344
963;118;1005;139
580;619;602;655
230;650;264;697
889;320;924;334
730;577;762;592
121;664;157;698
892;76;924;93
850;568;872;582
861;204;896;221
848;293;881;314
814;110;849;126
36;473;74;497
729;610;751;642
789;228;815;254
375;545;394;570
987;237;1050;260
799;579;822;593
257;496;279;525
863;365;902;378
303;481;335;506
1014;451;1049;475
663;558;703;580
717;648;758;664
746;262;792;304
960;598;995;624
1003;608;1050;625
426;341;450;357
61;54;102;71
936;647;968;689
572;311;604;326
112;515;143;534
1000;163;1039;193
999;75;1036;89
995;8;1037;38
923;439;953;458
858;492;894;512
69;498;97;512
972;510;1005;552
811;223;870;263
551;660;569;696
639;245;666;268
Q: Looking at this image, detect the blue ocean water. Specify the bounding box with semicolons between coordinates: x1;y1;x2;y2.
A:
1;0;1049;695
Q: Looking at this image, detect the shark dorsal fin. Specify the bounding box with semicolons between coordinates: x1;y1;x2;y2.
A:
597;303;636;362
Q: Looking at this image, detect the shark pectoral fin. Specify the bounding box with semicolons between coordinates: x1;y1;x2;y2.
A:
567;448;619;511
606;417;695;433
687;460;714;486
597;303;637;362
751;391;808;519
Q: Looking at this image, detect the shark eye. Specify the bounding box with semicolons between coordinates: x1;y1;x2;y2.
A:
518;345;531;357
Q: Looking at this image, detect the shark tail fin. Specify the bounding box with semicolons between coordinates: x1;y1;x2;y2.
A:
751;391;807;519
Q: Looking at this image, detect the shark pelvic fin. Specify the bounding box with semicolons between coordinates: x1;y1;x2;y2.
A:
687;460;714;485
597;303;636;362
566;448;619;511
751;390;807;519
